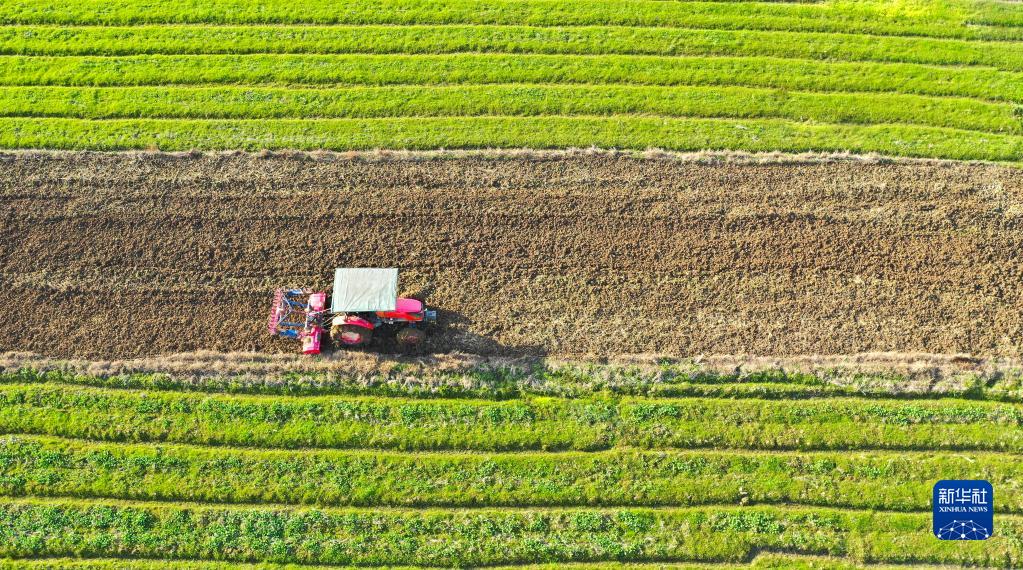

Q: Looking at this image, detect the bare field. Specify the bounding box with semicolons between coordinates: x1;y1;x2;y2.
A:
1;151;1021;359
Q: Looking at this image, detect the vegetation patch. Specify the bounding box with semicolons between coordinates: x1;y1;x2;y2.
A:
1;360;1020;566
0;0;1021;158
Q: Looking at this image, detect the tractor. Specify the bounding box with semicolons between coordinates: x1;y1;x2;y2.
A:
268;268;437;355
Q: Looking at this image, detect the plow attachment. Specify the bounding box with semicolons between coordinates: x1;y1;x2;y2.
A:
268;289;326;355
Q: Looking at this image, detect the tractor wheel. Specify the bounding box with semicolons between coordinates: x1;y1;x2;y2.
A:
332;324;372;347
396;327;425;348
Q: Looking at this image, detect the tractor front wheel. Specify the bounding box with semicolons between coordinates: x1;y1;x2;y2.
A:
332;324;373;347
396;327;425;348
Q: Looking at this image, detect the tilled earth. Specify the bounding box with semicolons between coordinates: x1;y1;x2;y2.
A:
1;152;1021;359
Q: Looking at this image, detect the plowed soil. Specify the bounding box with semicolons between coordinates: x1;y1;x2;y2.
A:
1;152;1021;359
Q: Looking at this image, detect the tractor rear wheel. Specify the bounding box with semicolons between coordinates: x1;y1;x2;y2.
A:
332;324;372;347
396;327;425;348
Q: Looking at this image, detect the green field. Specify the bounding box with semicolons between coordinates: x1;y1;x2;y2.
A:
0;365;1021;568
3;0;1023;566
0;0;1022;158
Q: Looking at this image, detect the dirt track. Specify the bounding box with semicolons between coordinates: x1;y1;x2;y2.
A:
1;151;1021;359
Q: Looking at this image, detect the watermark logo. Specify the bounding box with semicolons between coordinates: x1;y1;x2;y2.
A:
933;480;993;540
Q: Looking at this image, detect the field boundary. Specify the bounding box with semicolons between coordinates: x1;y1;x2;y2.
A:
0;556;976;569
4;349;1018;391
2;147;1019;167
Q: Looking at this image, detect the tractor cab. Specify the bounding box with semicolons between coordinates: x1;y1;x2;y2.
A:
329;268;436;347
377;298;426;321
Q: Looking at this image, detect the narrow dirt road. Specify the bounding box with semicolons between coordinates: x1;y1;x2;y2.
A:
1;152;1020;358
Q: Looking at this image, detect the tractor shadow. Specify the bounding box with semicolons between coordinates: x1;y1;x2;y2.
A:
335;308;547;358
426;308;548;358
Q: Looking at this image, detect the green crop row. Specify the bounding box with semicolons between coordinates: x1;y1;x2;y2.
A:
3;85;1019;135
2;560;270;570
0;556;960;570
3;383;1023;452
0;0;1015;41
2;434;1021;512
2;116;1021;161
3;55;1022;104
0;555;954;570
3;25;1022;71
968;1;1023;28
1;499;1019;566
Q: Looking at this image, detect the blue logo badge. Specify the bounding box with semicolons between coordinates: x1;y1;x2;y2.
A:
933;480;993;540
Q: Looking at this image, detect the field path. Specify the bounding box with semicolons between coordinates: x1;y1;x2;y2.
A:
1;151;1021;358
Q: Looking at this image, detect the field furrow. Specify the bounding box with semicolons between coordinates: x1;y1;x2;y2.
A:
3;434;1023;512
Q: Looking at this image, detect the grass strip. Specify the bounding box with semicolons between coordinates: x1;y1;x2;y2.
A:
0;367;840;401
0;0;1017;41
3;26;1023;72
3;55;1022;105
2;85;1019;136
7;366;1007;403
3;54;1018;105
968;1;1023;28
2;434;1021;512
2;383;1023;452
0;557;970;570
0;499;1018;566
1;560;288;570
1;116;1020;161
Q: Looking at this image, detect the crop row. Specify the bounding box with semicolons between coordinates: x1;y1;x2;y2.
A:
6;560;275;570
969;2;1023;28
3;383;1023;451
3;55;1021;106
2;85;1018;136
3;116;1021;161
3;26;1023;71
2;434;1021;511
0;0;1015;41
1;498;1019;566
0;555;937;570
0;555;932;570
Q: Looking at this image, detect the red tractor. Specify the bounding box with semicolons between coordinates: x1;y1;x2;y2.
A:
268;268;437;354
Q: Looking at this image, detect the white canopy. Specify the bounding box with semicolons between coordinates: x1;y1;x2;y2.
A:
331;268;398;312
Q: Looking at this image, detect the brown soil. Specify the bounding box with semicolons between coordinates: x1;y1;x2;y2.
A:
1;151;1021;359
